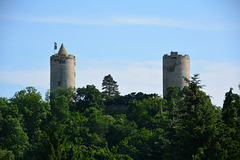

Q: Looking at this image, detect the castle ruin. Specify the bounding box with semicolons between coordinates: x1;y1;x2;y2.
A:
50;44;76;91
163;51;190;97
50;45;189;98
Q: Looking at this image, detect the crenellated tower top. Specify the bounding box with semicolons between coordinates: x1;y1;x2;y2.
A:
163;51;190;97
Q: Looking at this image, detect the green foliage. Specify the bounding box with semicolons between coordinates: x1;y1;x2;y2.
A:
49;87;76;111
164;74;220;160
107;114;137;147
102;74;120;99
83;107;114;146
10;87;51;140
0;97;29;159
165;86;182;113
71;144;133;160
217;88;240;160
0;148;15;160
109;92;159;105
51;95;70;122
127;97;167;129
76;85;105;111
36;120;70;160
1;75;240;159
222;88;238;128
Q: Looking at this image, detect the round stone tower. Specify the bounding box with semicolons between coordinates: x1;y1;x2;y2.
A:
163;51;190;97
50;43;76;91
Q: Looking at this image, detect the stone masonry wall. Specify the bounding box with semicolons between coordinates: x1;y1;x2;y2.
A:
163;52;190;97
50;54;75;91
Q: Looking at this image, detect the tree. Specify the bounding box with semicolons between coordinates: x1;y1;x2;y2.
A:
127;98;166;129
0;98;29;159
222;88;238;128
50;95;71;123
216;88;240;160
76;85;105;111
102;74;120;99
164;74;219;160
49;87;76;111
0;148;15;160
106;114;137;147
36;119;70;160
10;87;51;141
165;86;182;126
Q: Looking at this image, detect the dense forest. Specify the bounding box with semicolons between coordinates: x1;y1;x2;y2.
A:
0;74;240;160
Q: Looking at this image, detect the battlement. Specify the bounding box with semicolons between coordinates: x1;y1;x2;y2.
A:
163;51;189;59
171;51;178;56
50;54;75;60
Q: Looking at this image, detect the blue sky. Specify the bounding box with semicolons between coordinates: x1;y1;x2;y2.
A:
0;0;239;106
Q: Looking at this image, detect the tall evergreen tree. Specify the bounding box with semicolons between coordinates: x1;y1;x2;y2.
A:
165;74;219;160
222;88;238;128
102;74;120;99
217;88;240;160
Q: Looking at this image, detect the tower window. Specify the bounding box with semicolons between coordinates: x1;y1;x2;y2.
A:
58;81;61;86
60;60;65;63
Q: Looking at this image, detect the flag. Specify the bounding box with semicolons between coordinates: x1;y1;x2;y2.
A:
54;42;57;50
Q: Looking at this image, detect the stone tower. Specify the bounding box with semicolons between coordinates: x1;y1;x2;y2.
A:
50;43;76;91
163;51;190;97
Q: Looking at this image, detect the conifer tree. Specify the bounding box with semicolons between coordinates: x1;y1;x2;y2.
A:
102;74;120;99
165;74;219;159
217;88;240;159
222;88;238;128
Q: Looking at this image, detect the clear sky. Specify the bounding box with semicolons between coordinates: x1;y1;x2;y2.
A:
0;0;239;106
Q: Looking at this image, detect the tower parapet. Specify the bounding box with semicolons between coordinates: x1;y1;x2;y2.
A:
50;44;76;91
163;51;190;97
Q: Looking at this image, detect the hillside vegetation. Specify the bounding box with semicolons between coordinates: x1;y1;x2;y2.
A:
0;74;240;160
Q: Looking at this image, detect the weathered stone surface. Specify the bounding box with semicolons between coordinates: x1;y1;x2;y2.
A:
163;51;190;97
50;43;75;91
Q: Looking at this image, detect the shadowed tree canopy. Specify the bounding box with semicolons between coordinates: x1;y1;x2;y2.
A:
76;85;105;111
102;74;120;99
1;75;240;160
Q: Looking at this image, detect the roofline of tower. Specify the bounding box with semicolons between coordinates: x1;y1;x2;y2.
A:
58;43;69;56
163;51;189;57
